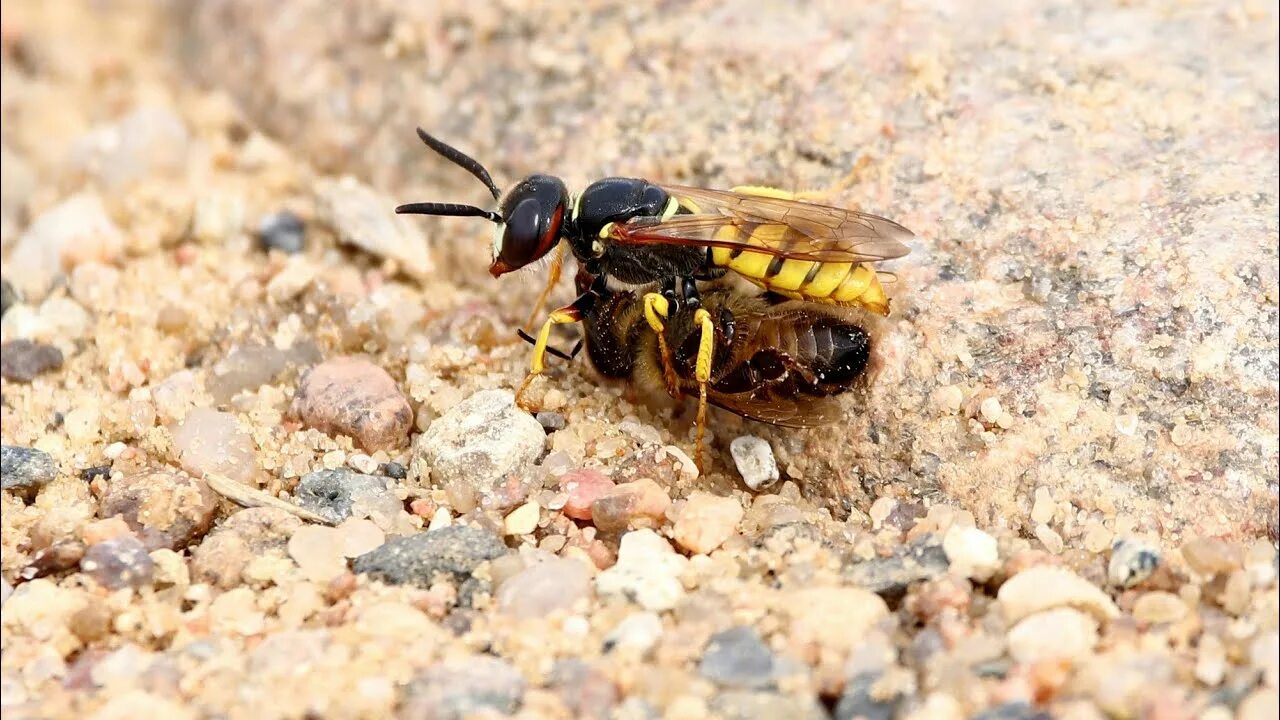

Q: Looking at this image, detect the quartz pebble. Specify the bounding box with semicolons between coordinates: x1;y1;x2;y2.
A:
81;536;155;590
559;469;615;521
293;469;396;525
589;478;671;533
787;587;889;653
316;175;432;279
206;343;318;404
191;507;303;589
496;556;591;618
0;340;64;381
998;566;1120;623
1132;591;1186;624
400;656;524;720
673;492;743;555
98;470;219;550
729;436;780;490
171;408;260;485
353;524;508;589
6;192;124;299
1108;537;1161;588
596;529;687;611
1;445;58;492
1007;607;1099;662
1180;537;1240;576
413;390;545;494
699;625;778;689
293;356;413;452
604;611;663;654
942;525;1000;579
503;501;541;536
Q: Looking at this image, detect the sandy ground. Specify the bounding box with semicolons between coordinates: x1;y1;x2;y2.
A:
1;1;1277;718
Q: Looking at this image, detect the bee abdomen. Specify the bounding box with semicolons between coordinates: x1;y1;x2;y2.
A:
781;318;871;387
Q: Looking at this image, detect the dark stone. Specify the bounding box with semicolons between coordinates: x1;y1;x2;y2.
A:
969;701;1053;720
699;626;778;689
20;539;86;580
536;411;566;432
79;465;112;481
379;461;407;480
81;536;155;590
844;535;948;601
256;210;306;254
1;278;18;317
2;445;58;492
353;524;508;589
0;339;64;381
293;468;393;525
400;656;525;720
834;673;898;720
99;471;220;551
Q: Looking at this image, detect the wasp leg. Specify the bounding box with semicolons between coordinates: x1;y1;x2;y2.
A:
523;243;566;334
516;292;591;411
642;292;682;399
692;307;715;474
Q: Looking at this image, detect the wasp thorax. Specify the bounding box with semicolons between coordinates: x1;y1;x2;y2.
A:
489;174;568;277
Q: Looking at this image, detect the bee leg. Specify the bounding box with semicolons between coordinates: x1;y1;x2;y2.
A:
523;242;566;334
515;292;591;411
692;307;715;474
642;292;682;399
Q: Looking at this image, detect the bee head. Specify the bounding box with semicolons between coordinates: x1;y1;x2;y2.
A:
488;174;569;277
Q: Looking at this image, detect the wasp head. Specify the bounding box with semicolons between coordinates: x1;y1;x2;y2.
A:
489;174;568;277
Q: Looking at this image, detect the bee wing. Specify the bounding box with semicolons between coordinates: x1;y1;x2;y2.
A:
704;386;845;428
610;184;913;264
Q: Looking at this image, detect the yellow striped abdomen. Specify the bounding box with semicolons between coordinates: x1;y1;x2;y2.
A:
711;239;891;314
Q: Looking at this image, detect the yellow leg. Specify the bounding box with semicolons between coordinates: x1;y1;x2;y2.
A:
643;293;682;399
515;307;580;411
692;308;714;473
523;243;566;334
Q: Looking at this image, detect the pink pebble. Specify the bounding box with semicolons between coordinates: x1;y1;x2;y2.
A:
559;469;615;521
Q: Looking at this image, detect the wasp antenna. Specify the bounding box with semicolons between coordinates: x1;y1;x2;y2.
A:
395;202;502;223
415;128;502;200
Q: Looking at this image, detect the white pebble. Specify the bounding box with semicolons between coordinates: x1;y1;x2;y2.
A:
596;529;687;611
979;396;1003;424
605;612;663;654
504;501;540;536
942;526;1000;579
729;436;779;490
1007;607;1098;662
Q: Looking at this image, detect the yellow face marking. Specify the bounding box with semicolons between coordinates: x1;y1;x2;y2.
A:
570;192;582;222
598;222;615;239
693;308;715;384
804;262;852;297
642;293;670;334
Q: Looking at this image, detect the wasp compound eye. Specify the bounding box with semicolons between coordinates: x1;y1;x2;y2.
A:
501;197;548;269
490;175;567;276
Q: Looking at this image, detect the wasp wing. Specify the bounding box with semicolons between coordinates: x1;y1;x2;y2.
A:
610;184;913;264
703;385;845;428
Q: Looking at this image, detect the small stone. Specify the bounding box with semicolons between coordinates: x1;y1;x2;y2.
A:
834;673;898;720
942;525;1000;579
730;436;779;490
1;278;18;317
604;612;663;654
81;536;155;590
1007;607;1098;663
316;175;432;279
0;340;64;381
559;469;615;521
21;539;87;580
1131;591;1186;624
80;517;133;546
1;445;58;492
1034;523;1064;554
673;492;744;554
969;702;1052;720
1030;487;1054;524
596;529;687;611
6;192;124;299
997;566;1120;623
70;106;190;189
293;356;413;452
496;556;591;618
504;501;541;536
293;469;396;525
980;396;1004;424
1194;633;1227;686
171;408;260;485
256;210;306;254
1108;537;1161;588
589;478;671;533
205;343;294;404
713;690;828;720
699;626;778;689
787;587;889;653
413;390;545;494
548;660;618;720
379;461;407;480
1180;536;1241;576
536;411;566;432
844;536;949;600
353;524;508;589
98;470;219;550
191;507;303;589
287;525;348;583
401;656;524;720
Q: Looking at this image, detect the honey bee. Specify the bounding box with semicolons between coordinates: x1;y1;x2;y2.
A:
395;128;911;405
522;270;874;470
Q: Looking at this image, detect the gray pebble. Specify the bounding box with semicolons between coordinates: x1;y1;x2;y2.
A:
0;340;64;382
2;445;58;492
536;411;566;432
844;535;948;600
1;278;18;317
699;626;778;689
548;659;618;719
729;436;780;490
379;461;407;480
256;210;306;254
353;524;508;589
81;536;155;590
21;539;86;580
1108;537;1161;588
970;701;1053;720
834;672;898;720
293;468;395;525
711;690;828;720
400;656;524;720
413;390;546;494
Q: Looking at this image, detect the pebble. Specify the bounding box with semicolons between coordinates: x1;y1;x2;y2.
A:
548;660;618;719
98;470;219;550
1;445;58;492
6;192;124;299
80;536;155;590
21;539;87;580
316;175;432;279
729;436;780;490
1180;536;1240;576
191;507;303;589
287;525;347;583
1131;591;1187;624
596;529;688;611
413;390;545;493
379;461;407;480
1006;607;1098;662
1;278;17;317
503;501;541;536
536;411;566;432
171;408;260;485
70;106;190;189
293;468;396;525
559;469;615;521
786;587;889;653
969;702;1052;720
699;626;778;689
997;566;1120;624
941;525;1000;579
0;340;64;382
603;611;663;654
496;556;591;618
292;356;413;452
844;537;949;600
834;673;898;720
353;524;508;589
589;478;671;533
255;210;306;253
1108;537;1161;588
673;492;744;554
713;690;828;720
400;656;524;720
206;343;315;404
